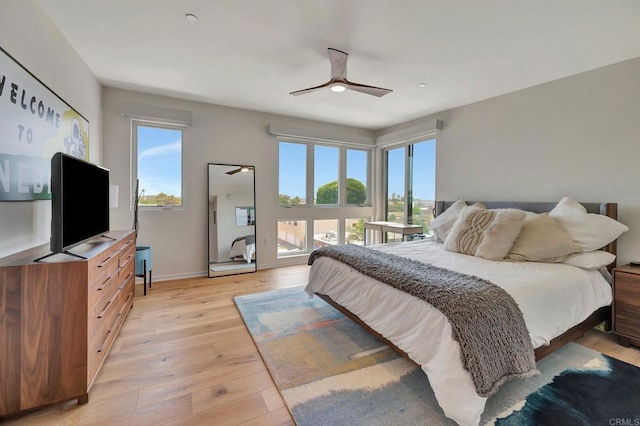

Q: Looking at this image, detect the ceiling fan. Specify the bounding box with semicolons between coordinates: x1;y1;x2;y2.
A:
290;48;393;98
226;165;254;175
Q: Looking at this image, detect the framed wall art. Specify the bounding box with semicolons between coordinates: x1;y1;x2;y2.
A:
0;46;89;201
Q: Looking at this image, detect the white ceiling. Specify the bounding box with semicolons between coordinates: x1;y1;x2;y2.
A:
37;0;640;130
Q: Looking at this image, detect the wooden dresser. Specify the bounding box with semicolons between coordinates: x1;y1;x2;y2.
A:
613;264;640;348
0;230;135;417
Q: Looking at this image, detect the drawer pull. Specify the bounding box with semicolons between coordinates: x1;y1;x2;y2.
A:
118;272;133;290
98;269;119;291
109;294;132;331
97;255;114;268
97;290;120;319
120;253;134;267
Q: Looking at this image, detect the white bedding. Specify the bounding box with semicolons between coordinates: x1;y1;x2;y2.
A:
229;238;256;263
304;239;612;426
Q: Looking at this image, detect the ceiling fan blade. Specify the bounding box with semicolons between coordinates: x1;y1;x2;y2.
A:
226;168;241;175
289;80;333;96
328;48;348;79
344;80;393;97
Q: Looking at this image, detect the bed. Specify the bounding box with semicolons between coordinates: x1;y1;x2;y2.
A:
305;199;626;426
229;234;256;263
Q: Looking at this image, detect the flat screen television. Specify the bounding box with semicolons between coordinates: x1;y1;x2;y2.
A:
49;152;110;255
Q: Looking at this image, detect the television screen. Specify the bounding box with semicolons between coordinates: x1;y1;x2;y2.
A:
51;152;110;253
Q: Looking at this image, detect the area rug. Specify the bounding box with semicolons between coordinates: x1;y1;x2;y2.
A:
234;287;640;425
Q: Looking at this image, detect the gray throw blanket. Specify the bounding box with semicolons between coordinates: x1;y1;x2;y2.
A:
308;244;538;397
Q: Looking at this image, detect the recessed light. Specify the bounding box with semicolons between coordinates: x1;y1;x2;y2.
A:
330;84;346;93
185;13;199;23
418;83;427;88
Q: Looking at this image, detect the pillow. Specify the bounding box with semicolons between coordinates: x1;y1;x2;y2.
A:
506;213;582;262
431;199;467;242
561;251;616;270
549;197;628;252
444;206;526;260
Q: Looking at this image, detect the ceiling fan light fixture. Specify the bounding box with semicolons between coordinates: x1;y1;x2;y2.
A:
240;166;250;172
330;84;346;93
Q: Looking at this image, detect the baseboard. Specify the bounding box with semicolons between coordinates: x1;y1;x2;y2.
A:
135;270;207;283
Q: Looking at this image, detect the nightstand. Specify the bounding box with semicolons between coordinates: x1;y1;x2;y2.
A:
613;265;640;348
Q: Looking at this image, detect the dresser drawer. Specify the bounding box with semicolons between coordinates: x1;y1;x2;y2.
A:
87;289;133;385
88;265;119;310
615;272;640;307
615;303;640;339
119;243;135;270
89;246;121;284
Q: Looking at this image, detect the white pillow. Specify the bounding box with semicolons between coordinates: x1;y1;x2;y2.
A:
431;199;466;242
549;197;628;252
561;251;616;270
505;213;582;262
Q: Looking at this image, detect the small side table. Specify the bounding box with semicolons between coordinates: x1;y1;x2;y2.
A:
363;221;424;245
135;246;153;296
612;264;640;348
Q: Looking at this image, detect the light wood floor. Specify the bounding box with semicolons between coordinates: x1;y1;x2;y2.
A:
5;265;640;426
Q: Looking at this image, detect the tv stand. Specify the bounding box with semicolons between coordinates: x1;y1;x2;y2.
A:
33;250;87;262
0;230;136;418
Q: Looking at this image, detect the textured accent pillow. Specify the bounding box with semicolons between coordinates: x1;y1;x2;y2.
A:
549;197;628;252
506;213;582;262
431;199;467;242
561;251;616;270
444;206;526;260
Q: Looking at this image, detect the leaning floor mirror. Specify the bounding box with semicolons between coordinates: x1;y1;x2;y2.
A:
208;163;257;277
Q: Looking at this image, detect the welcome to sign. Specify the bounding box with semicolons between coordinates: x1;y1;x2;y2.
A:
0;46;89;201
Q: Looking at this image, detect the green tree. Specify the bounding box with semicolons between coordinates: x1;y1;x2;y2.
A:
279;194;302;206
346;218;365;243
141;192;181;206
316;178;366;205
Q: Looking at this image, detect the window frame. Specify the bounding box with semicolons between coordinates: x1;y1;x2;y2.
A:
278;139;371;208
131;119;186;211
277;138;373;257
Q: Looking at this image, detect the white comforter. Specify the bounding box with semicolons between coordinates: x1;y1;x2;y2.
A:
304;239;612;426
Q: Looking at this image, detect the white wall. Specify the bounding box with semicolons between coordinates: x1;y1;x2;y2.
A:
0;0;102;258
382;57;640;265
103;87;375;280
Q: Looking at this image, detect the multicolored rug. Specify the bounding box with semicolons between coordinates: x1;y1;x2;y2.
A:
234;287;640;425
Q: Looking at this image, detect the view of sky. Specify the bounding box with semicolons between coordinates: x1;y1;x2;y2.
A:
279;139;435;201
137;125;182;196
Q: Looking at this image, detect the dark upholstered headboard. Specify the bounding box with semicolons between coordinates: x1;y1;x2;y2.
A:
433;201;619;270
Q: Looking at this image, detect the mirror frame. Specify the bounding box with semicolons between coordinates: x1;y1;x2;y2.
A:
207;163;257;278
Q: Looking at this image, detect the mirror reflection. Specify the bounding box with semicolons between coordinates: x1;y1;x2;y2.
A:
208;163;256;277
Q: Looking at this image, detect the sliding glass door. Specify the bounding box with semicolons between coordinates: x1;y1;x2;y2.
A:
384;139;436;241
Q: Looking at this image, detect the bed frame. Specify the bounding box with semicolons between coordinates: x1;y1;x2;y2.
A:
317;201;617;362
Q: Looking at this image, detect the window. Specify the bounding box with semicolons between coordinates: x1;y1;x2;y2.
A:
314;146;339;205
345;218;366;245
313;219;338;248
277;220;307;255
385;139;436;239
277;140;372;257
346;149;368;205
279;142;306;206
133;121;183;208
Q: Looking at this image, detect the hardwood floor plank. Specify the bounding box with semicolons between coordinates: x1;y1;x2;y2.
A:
240;407;295;426
167;392;269;426
261;388;286;412
5;264;639;425
191;370;274;414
